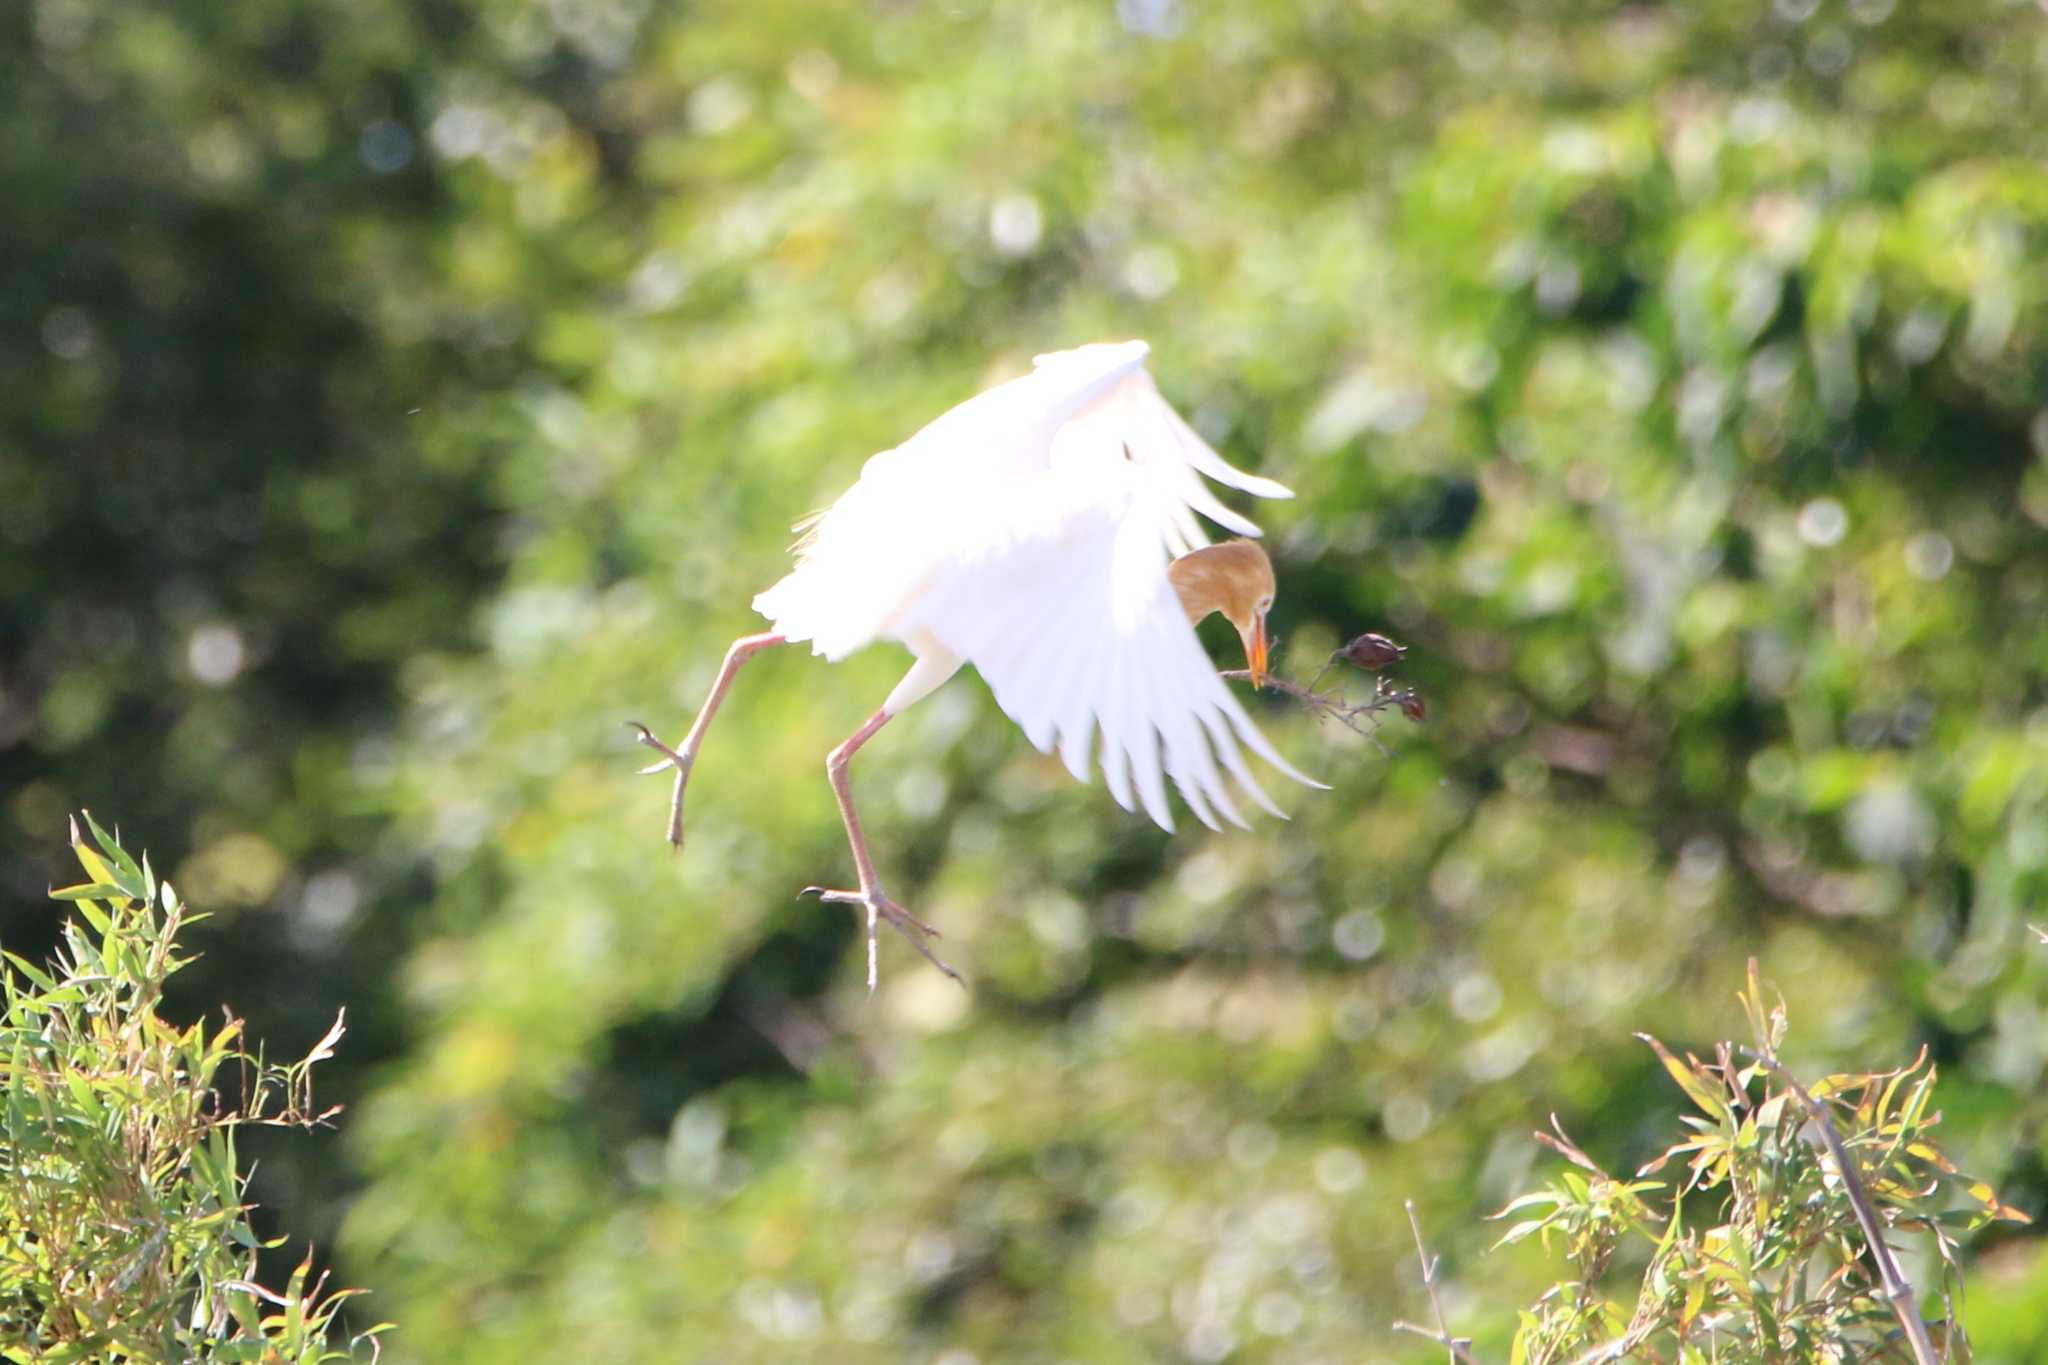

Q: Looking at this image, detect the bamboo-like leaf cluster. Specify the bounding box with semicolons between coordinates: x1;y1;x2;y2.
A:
0;814;384;1363
1496;965;2029;1364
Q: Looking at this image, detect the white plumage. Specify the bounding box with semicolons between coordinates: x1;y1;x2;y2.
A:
751;339;1318;832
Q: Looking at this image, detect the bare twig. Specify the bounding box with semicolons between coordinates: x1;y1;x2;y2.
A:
1744;959;1938;1365
1392;1199;1477;1364
1220;670;1420;748
1222;629;1420;748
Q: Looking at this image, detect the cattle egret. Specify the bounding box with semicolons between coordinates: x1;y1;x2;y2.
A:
631;340;1322;988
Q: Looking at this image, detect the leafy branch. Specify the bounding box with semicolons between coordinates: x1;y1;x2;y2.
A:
1405;959;2028;1362
2;814;385;1363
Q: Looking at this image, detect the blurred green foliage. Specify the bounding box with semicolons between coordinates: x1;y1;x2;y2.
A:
7;0;2048;1360
1;818;374;1362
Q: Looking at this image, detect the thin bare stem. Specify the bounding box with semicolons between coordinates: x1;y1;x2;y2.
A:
1746;959;1937;1365
1772;1066;1936;1365
1391;1199;1477;1365
1220;669;1417;750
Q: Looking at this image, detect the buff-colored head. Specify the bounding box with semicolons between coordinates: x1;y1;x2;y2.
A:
1168;539;1277;687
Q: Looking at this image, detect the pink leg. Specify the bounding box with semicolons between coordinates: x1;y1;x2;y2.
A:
802;707;962;992
628;632;785;848
826;709;893;893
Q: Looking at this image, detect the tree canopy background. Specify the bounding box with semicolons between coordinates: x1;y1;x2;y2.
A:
6;0;2048;1358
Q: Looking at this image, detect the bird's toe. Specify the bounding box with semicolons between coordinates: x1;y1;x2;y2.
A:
626;721;686;770
795;885;963;986
874;896;942;939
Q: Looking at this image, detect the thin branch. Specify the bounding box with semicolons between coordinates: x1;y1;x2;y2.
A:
1773;1062;1938;1364
1392;1199;1477;1365
1220;669;1419;749
1745;960;1938;1365
1220;629;1420;748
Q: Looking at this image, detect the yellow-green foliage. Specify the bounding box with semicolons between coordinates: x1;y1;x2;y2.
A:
0;817;378;1364
1500;965;2028;1362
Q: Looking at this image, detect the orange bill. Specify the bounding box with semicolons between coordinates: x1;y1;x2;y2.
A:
1245;614;1270;689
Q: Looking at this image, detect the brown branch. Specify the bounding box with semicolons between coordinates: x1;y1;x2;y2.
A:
1209;630;1422;749
1744;958;1938;1365
1392;1199;1477;1364
1219;670;1421;748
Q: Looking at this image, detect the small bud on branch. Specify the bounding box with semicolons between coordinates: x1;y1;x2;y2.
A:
1337;632;1407;669
1222;628;1422;748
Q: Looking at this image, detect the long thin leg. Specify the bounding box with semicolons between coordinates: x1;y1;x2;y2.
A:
628;632;785;848
827;709;892;892
801;706;962;992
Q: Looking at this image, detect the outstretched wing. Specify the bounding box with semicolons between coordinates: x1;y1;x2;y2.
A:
894;351;1320;830
755;342;1160;660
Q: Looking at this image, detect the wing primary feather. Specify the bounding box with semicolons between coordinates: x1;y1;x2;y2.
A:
1092;620;1137;813
1126;697;1175;832
1175;477;1264;538
1175;704;1248;831
1058;697;1097;785
1192;698;1287;818
1217;689;1328;791
1035;537;1115;774
1165;500;1206;556
1166;730;1224;832
1108;512;1179;832
1050;581;1108;783
1151;626;1242;831
976;625;1027;714
1009;548;1096;752
1152;390;1295;500
1053;545;1115;785
1136;403;1266;538
1041;558;1117;755
1112;614;1174;830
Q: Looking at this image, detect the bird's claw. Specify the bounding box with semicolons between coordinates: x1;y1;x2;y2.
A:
626;720;685;770
799;886;943;937
625;721;690;848
799;885;962;992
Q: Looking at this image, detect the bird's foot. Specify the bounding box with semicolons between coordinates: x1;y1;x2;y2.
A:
625;721;691;849
799;884;964;993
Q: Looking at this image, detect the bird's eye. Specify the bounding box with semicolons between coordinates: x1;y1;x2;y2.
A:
1257;595;1273;615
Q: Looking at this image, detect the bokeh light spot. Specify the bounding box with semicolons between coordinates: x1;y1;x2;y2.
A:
1797;497;1848;547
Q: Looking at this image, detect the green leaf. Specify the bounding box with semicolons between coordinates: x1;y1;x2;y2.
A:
48;881;128;903
70;896;112;938
1492;1189;1564;1218
3;951;58;994
1494;1217;1556;1249
1638;1033;1729;1123
80;809;148;899
63;1070;104;1128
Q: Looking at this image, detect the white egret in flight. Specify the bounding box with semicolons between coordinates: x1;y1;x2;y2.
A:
632;340;1321;987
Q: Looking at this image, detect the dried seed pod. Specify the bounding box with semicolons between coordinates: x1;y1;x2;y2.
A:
1339;632;1408;670
1400;692;1426;722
